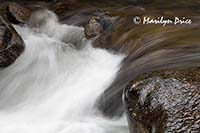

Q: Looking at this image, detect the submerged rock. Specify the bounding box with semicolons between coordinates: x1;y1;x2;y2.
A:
0;15;24;67
6;3;31;24
124;68;200;132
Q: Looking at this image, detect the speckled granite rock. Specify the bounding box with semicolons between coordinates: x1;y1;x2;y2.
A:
124;68;200;133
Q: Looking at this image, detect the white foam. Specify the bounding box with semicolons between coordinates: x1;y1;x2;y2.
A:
0;10;128;133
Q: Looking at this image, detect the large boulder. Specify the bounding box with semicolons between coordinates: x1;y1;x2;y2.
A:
124;68;200;132
0;15;24;67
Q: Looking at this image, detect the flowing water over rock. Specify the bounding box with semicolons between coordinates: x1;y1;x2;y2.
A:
0;10;128;133
0;1;199;132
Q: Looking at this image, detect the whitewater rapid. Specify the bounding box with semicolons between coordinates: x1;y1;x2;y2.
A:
0;10;128;133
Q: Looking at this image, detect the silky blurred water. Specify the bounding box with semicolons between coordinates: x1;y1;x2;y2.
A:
0;10;128;133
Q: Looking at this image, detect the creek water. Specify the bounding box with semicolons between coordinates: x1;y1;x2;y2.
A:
0;10;128;133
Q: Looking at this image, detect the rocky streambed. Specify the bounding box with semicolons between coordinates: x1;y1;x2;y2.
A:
0;1;200;133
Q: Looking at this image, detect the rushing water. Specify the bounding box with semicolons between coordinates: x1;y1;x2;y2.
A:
0;10;128;133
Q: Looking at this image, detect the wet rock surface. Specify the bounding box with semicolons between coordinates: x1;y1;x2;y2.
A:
124;68;200;132
84;11;117;39
0;15;24;67
6;3;31;24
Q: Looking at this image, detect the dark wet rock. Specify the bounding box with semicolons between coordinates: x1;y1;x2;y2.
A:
84;11;117;39
0;15;24;67
6;3;31;24
84;16;102;39
124;68;200;132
